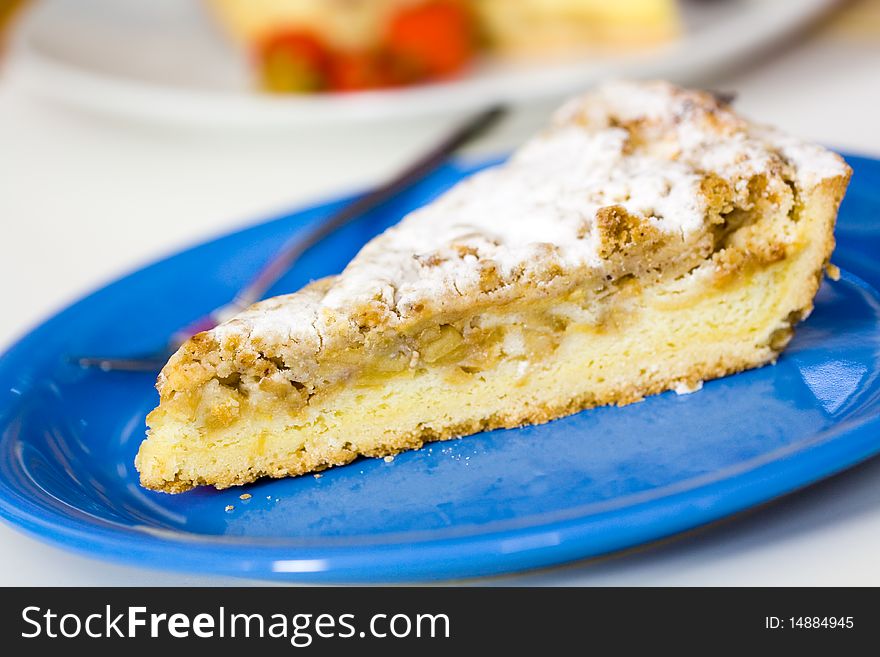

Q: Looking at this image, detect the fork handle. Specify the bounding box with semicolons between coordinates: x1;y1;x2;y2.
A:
171;105;506;347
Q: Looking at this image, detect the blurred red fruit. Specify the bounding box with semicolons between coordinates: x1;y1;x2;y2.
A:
328;51;390;92
259;30;330;93
385;0;476;82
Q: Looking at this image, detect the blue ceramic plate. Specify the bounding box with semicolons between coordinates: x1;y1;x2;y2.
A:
1;155;880;583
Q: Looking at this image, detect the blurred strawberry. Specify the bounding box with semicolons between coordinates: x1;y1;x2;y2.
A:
327;51;390;92
385;0;476;83
258;31;330;93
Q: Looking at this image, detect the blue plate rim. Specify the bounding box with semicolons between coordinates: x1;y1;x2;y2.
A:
2;409;880;581
1;153;879;582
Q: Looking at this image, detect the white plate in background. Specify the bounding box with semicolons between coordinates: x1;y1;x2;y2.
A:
5;0;842;127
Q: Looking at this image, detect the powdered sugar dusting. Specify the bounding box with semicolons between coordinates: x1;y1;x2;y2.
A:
321;122;705;314
212;81;849;344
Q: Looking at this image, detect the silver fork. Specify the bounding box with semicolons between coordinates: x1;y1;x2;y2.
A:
74;106;506;372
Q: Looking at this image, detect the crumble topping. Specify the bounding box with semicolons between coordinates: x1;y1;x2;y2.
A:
194;81;848;391
140;81;852;493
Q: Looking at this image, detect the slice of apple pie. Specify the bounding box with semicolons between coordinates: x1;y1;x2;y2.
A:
136;81;851;492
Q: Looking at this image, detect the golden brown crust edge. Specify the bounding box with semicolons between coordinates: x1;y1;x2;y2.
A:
141;355;776;493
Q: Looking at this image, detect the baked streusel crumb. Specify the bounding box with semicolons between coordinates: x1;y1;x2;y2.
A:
136;81;851;493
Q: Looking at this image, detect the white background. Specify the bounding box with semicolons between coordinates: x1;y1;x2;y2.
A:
1;5;880;585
